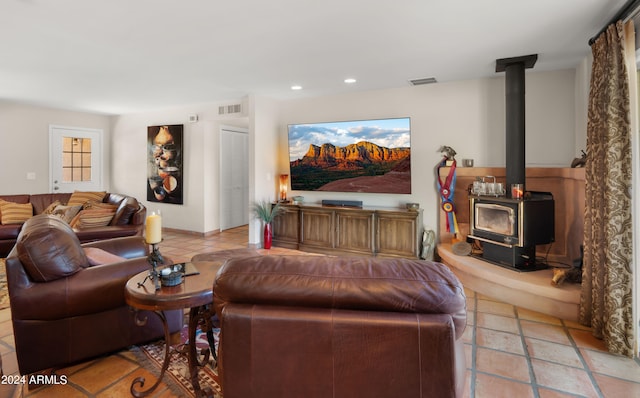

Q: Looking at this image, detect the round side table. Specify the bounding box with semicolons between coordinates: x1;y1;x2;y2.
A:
125;260;224;398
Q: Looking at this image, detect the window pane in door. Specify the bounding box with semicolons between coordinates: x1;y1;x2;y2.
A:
62;136;92;182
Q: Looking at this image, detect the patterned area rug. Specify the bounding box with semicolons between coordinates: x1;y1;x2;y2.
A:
132;326;222;397
0;259;9;310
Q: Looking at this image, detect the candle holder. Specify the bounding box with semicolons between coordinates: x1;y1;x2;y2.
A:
137;241;164;291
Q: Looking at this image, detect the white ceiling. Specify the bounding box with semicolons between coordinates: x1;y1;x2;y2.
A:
0;0;628;115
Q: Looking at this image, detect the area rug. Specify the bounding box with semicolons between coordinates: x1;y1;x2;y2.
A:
0;259;9;310
132;326;222;397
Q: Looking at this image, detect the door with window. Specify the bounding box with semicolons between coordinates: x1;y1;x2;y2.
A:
50;125;103;193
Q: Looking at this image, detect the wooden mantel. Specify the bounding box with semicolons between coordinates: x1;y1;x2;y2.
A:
436;167;585;321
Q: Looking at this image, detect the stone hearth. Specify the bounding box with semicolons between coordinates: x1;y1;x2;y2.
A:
438;243;580;321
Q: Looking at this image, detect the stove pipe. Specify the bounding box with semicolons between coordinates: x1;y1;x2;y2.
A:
496;54;537;197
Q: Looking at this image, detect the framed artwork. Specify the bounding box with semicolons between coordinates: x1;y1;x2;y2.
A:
147;125;184;204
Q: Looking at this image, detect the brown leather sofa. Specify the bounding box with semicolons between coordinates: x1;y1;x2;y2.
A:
0;192;146;257
213;255;467;398
5;214;182;375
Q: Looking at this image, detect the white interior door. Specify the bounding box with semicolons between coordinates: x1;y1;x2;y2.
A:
220;127;249;230
50;125;103;193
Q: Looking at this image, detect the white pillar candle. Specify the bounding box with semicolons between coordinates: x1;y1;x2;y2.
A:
145;211;162;244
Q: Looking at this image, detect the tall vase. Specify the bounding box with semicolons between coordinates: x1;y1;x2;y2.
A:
263;223;273;249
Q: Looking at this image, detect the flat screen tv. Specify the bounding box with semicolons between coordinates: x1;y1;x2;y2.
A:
288;117;411;194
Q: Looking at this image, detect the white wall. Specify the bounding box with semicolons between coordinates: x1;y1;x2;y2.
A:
110;101;248;234
277;69;577;234
248;95;282;245
574;56;591;156
0;101;112;194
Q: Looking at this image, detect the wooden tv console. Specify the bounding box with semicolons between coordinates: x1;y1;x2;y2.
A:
272;203;423;258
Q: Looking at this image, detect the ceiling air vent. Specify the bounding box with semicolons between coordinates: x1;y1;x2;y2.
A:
218;103;242;115
408;77;437;86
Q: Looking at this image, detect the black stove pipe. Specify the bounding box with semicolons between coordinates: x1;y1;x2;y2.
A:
496;54;537;198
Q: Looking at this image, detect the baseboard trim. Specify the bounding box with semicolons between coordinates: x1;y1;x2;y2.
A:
162;227;221;237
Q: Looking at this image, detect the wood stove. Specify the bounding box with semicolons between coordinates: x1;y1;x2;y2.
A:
468;192;554;270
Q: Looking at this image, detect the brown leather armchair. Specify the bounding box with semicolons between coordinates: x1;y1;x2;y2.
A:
5;214;182;375
213;255;467;398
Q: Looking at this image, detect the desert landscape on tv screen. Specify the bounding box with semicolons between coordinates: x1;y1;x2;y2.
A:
288;118;411;194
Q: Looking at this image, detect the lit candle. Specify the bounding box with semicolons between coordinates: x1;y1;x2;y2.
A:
145;211;162;244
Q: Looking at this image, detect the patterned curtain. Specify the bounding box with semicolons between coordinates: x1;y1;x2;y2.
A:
580;20;635;357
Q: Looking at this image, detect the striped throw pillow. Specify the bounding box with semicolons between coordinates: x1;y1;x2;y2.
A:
82;200;118;211
70;209;116;229
0;202;33;225
67;191;107;207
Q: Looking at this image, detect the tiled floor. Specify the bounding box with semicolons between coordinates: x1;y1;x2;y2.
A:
1;225;640;397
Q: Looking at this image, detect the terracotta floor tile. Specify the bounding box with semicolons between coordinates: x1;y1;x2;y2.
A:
0;340;11;356
476;313;520;334
537;387;588;397
474;372;534;398
1;351;17;376
476;327;525;355
466;297;476;311
467;310;476;326
476;293;500;301
98;366;169;398
569;328;607;351
563;319;591;331
475;347;531;382
0;321;13;339
477;299;516;317
517;308;563;326
520;320;572;345
1;334;15;349
463;369;472;397
68;355;140;394
593;373;640;397
0;383;19;398
580;348;640;383
462;324;474;344
531;358;600;397
21;383;88;398
464;343;473;370
524;337;583;368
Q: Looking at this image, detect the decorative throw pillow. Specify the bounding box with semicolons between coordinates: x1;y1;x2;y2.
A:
67;191;107;207
70;209;116;229
0;202;33;225
51;204;82;223
42;200;62;215
83;247;126;266
82;200;118;212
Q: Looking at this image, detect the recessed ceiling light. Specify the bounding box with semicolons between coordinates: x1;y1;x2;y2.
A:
291;85;302;90
344;78;357;84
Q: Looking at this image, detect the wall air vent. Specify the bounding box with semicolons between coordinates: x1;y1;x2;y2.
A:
408;77;438;86
218;103;242;115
